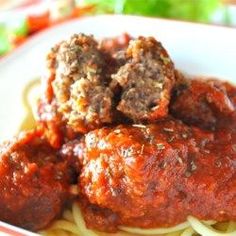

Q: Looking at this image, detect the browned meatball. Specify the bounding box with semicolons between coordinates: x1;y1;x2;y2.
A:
38;34;176;147
70;120;236;232
42;34;114;135
170;73;235;130
0;131;72;231
111;36;175;122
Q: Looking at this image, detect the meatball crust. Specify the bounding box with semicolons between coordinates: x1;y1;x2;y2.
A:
170;74;235;130
38;34;176;146
0;131;71;231
44;34;114;134
73;120;236;231
111;36;175;122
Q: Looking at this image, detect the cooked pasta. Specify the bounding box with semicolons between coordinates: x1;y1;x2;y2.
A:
19;79;236;236
19;78;41;131
14;31;236;236
40;202;236;236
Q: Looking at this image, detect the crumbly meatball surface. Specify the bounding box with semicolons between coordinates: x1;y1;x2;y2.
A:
50;34;114;133
111;36;175;122
38;34;176;144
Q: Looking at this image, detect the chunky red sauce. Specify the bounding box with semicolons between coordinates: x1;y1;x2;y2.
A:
0;131;72;230
73;118;236;231
0;34;235;232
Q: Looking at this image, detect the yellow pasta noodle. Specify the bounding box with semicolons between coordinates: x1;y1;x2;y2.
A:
21;80;236;236
41;202;236;236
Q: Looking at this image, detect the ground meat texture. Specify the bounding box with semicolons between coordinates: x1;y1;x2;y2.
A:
47;34;114;133
71;120;236;231
170;76;235;130
38;34;175;143
111;36;175;122
0;131;72;231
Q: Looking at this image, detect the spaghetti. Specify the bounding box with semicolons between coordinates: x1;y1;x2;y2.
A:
20;78;41;131
14;31;236;235
40;203;236;236
20;79;236;236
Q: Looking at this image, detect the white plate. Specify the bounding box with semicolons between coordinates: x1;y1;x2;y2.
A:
0;15;236;141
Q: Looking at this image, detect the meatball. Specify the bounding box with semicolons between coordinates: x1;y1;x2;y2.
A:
111;36;175;122
0;131;72;231
170;73;235;130
71;120;236;231
38;34;176;146
41;34;114;135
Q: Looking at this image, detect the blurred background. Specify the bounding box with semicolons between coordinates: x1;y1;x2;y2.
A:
0;0;235;57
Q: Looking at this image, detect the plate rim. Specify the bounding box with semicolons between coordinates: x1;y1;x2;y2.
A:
1;14;236;67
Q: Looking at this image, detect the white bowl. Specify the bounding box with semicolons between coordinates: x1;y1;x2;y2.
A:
0;15;236;141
